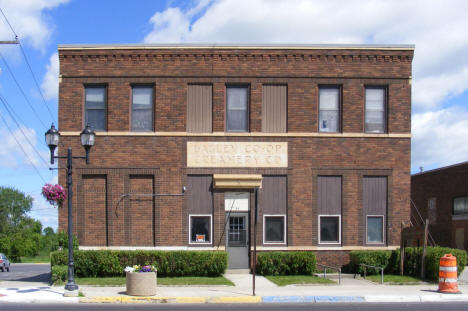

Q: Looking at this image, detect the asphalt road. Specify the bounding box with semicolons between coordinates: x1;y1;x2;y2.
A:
0;263;50;282
1;303;468;311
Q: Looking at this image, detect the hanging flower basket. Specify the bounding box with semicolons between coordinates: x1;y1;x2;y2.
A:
124;265;157;296
41;184;67;208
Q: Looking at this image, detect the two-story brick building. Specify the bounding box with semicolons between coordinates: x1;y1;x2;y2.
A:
411;162;468;252
57;44;414;268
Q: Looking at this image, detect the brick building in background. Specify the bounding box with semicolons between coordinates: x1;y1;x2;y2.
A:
57;44;414;269
411;162;468;251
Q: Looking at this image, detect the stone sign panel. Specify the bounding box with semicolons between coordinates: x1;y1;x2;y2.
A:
187;142;288;168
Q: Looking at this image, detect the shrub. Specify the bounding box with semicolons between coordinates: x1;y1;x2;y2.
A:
51;265;67;284
404;247;467;280
50;250;228;277
350;247;467;280
350;250;396;275
256;251;316;276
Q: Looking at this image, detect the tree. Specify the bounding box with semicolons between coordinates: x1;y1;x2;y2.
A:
0;187;36;261
0;186;33;233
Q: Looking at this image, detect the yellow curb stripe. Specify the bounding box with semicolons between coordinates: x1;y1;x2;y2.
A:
175;297;207;303
211;296;262;303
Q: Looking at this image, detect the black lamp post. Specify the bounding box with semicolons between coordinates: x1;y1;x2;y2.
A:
45;123;95;293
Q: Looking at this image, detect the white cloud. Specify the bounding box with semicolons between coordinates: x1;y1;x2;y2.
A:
41;52;59;100
0;0;69;50
412;106;468;172
144;0;468;112
0;120;49;168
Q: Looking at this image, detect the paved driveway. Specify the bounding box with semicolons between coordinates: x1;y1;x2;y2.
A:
0;264;50;283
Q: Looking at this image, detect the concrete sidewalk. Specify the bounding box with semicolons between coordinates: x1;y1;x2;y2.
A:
1;272;468;304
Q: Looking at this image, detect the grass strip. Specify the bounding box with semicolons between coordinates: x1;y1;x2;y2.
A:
366;274;423;284
59;276;234;286
265;275;335;286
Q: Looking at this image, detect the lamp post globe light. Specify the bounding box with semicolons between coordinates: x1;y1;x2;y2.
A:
45;123;95;294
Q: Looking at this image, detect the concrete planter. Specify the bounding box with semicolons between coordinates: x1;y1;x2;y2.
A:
126;271;157;296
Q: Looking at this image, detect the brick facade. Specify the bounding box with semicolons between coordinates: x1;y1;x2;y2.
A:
58;44;413;268
411;162;468;251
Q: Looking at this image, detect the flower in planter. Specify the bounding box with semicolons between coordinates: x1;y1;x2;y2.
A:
124;265;157;273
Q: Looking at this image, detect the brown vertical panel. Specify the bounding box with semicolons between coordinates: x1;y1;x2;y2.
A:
317;176;342;214
261;176;287;214
83;175;107;246
187;84;212;133
187;175;213;214
363;176;387;215
129;175;154;246
262;85;287;133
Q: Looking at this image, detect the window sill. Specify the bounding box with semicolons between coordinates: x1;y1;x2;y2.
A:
452;214;468;220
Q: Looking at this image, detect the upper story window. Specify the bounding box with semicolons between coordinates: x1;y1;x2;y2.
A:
187;84;212;133
262;85;287;133
453;196;468;215
131;86;153;132
85;86;106;131
226;86;248;132
365;87;386;133
319;86;340;132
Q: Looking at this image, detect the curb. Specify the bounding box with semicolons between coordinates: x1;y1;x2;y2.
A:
79;294;468;304
79;295;364;304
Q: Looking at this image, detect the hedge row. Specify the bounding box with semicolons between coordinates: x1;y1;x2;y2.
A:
50;250;228;277
350;246;467;280
256;251;316;275
51;265;67;284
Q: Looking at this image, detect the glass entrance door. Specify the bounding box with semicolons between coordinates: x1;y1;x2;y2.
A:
226;213;249;269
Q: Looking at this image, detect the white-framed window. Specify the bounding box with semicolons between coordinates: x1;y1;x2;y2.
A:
318;215;341;244
365;87;386;133
131;86;153;131
189;214;212;245
319;86;340;132
263;215;286;245
226;86;249;132
366;215;384;244
85;86;106;131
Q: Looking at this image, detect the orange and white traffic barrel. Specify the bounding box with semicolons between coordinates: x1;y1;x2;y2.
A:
438;253;460;294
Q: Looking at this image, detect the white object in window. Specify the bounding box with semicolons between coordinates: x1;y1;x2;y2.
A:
225;192;249;212
189;214;212;244
319;87;339;132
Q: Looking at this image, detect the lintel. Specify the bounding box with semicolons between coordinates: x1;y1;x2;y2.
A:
213;174;262;189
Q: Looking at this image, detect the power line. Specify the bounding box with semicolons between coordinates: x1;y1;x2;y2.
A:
0;6;56;124
0;94;49;167
0;52;47;128
0;108;46;183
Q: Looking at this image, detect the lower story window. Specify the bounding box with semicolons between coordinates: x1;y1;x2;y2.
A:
319;215;340;244
263;215;286;244
367;215;384;244
189;215;212;244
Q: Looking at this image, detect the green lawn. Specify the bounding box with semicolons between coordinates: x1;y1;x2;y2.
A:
56;276;234;286
20;250;51;263
265;275;335;286
366;274;423;284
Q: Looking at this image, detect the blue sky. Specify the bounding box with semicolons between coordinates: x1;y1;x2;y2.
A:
0;0;467;231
